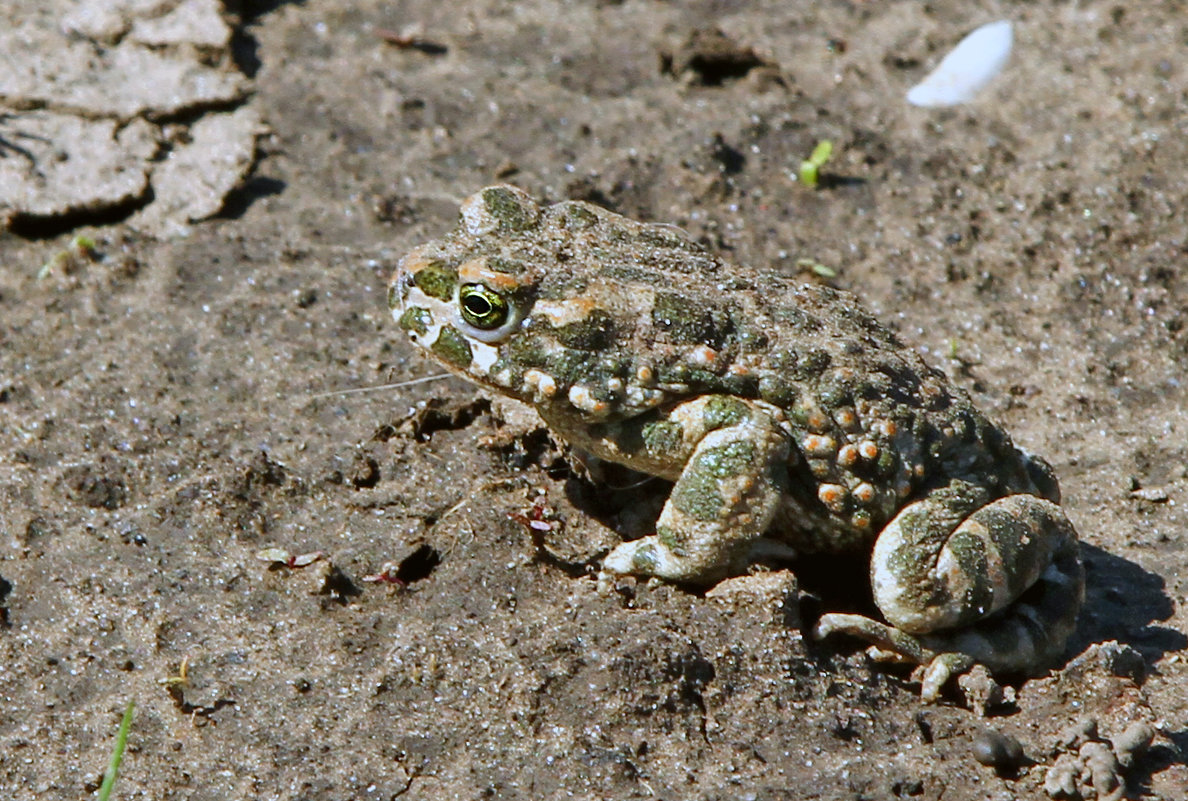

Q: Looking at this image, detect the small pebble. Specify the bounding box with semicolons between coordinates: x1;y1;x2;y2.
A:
1130;486;1169;502
972;728;1024;770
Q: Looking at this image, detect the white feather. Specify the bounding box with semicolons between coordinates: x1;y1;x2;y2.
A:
907;20;1014;108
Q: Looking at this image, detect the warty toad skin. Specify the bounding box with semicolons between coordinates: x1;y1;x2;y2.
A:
389;185;1085;699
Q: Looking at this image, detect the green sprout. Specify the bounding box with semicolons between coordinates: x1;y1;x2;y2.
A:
37;234;99;280
96;701;134;801
797;139;834;188
795;258;837;279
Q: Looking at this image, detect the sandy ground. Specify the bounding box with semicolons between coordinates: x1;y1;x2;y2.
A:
2;1;1187;799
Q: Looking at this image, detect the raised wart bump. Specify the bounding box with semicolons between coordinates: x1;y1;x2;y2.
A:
430;325;473;368
481;186;539;231
398;306;433;336
413;261;458;301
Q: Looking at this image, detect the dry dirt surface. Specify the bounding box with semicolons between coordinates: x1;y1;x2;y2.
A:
2;1;1187;799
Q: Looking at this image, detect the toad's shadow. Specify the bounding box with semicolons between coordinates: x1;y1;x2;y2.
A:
1070;542;1185;662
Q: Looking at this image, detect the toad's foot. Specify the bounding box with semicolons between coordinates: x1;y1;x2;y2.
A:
814;613;973;702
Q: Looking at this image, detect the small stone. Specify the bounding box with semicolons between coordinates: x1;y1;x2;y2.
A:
957;663;1012;716
971;728;1024;771
1062;641;1146;683
1129;486;1169;502
706;571;799;627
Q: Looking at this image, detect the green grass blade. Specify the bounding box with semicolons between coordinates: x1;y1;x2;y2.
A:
96;701;135;801
797;139;835;188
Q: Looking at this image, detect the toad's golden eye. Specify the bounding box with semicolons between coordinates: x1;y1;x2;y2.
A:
458;284;509;330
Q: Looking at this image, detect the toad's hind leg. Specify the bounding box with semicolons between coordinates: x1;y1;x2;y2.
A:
818;482;1084;697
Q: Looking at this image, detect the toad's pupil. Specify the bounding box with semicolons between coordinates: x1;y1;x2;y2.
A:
464;295;492;316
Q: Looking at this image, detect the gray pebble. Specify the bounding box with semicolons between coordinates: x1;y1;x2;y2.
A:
972;728;1024;770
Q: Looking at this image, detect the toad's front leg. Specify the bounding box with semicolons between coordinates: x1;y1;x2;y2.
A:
598;396;791;585
817;480;1084;700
